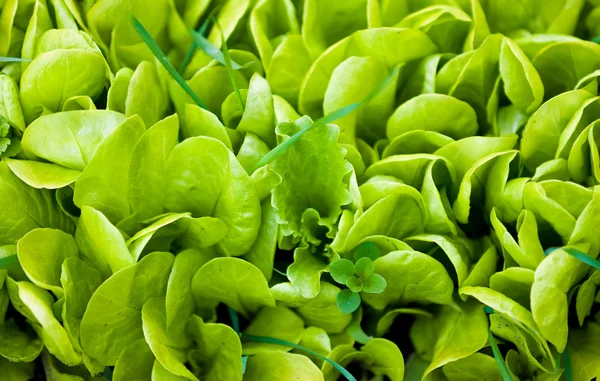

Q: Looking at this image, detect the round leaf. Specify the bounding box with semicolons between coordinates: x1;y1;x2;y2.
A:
329;259;354;285
336;289;361;314
353;241;382;261
362;274;387;294
346;276;363;293
354;257;374;277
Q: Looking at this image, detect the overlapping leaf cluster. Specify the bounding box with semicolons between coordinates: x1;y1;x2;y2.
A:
1;0;600;380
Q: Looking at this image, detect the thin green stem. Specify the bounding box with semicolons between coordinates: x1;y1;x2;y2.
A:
242;334;357;381
130;16;207;110
488;332;513;381
252;65;400;172
178;7;220;74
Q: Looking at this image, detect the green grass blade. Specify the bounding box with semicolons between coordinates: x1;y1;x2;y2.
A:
130;16;207;110
563;350;573;381
0;57;31;62
178;6;221;74
212;19;245;112
243;334;357;381
554;352;562;378
0;254;19;270
546;246;600;270
190;31;246;70
252;65;400;172
564;247;600;270
241;356;248;374
488;332;514;381
228;306;240;334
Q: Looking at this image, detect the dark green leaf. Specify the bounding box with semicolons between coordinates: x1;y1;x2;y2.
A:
0;254;18;270
354;242;381;261
329;259;355;284
354;257;374;277
336;289;361;314
346;276;363;293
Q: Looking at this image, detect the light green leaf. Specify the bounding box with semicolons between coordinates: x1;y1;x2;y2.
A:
272;119;352;239
499;36;544;114
343;191;428;252
22;110;127;171
387;94;478;140
489;268;534;309
287;243;329;299
421;302;488;378
181;104;232;149
60;256;103;355
0;319;43;362
531;246;592;352
5;159;81;189
7;279;81;365
362;250;454;310
243;306;304;354
237;74;276;147
75;206;133;279
191;257;275;317
17;228;78;297
125;61;171;127
80;252;174;365
20;50;106;123
113;340;154;381
74;115;146;224
128;115;179;221
142;297;198;380
165;249;212;348
187;315;243;381
297;282;352;333
568;321;600;381
244;199;278;281
0;160;75;245
165;137;261;257
244;351;324;381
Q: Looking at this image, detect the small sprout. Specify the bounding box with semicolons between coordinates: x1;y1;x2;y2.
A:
346;276;362;292
354;256;374;276
331;242;387;314
329;258;354;284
